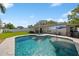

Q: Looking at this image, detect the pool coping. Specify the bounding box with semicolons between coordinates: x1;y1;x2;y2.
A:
0;34;79;56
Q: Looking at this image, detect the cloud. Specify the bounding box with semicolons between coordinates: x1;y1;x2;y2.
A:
29;15;35;18
46;18;53;21
57;18;67;22
62;11;72;18
62;7;75;18
3;3;14;9
46;17;67;22
50;3;62;7
0;12;4;15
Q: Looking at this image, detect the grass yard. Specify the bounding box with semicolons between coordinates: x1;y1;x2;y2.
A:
0;32;29;43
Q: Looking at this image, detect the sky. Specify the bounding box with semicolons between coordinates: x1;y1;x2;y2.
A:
0;3;78;27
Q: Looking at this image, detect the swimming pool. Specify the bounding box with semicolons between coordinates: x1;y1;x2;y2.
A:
15;35;78;56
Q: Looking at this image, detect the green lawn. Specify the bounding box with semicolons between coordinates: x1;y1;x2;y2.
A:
0;32;29;43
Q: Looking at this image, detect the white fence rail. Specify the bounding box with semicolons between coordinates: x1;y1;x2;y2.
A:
3;28;33;32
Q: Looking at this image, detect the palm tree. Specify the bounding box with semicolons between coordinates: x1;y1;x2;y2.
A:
0;3;6;14
0;3;6;33
0;3;6;28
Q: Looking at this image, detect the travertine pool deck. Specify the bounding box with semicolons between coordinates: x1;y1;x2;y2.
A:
0;37;15;56
0;34;79;56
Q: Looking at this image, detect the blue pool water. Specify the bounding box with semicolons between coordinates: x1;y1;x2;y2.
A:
15;35;78;56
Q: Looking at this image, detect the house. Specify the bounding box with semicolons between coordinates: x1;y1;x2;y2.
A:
33;20;51;33
48;25;67;36
31;23;79;38
66;24;79;37
29;20;67;34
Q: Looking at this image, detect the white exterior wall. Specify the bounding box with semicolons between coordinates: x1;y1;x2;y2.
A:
0;29;3;33
56;28;67;35
49;27;67;36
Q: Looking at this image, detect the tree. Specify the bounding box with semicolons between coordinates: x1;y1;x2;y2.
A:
34;20;57;26
72;5;79;13
17;26;24;29
0;3;6;14
58;22;67;25
4;23;15;29
28;25;33;28
0;19;2;28
34;20;47;26
0;3;6;29
68;5;79;25
47;20;57;26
